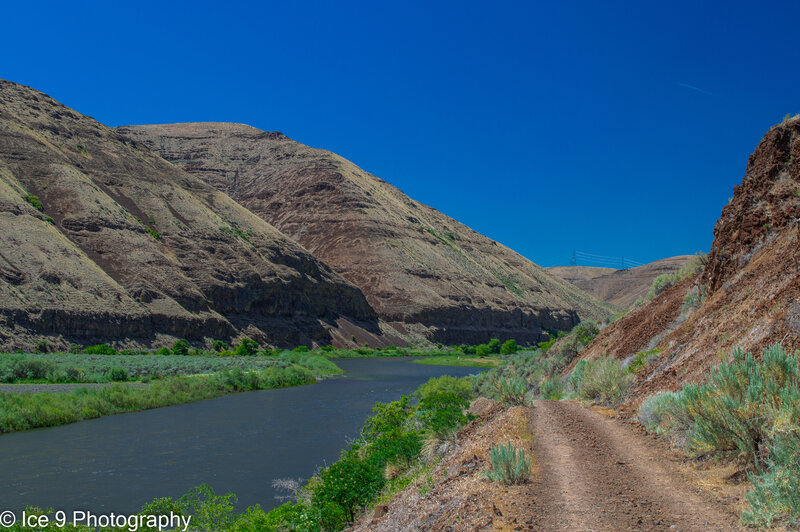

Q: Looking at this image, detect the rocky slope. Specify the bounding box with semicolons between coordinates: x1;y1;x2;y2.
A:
549;256;693;309
576;116;800;402
0;80;378;351
118;123;614;344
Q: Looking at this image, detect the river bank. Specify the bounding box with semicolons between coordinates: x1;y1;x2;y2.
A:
0;358;487;515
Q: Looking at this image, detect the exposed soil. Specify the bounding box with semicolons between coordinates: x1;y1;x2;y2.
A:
526;400;741;531
354;401;742;531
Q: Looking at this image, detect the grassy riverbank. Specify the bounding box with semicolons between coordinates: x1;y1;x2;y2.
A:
122;374;479;531
412;355;502;367
0;356;340;434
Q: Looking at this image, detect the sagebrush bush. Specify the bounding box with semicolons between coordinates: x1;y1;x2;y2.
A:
638;253;707;305
638;344;800;526
540;378;564;400
105;367;129;382
493;377;527;405
573;356;633;404
681;344;798;467
743;431;800;527
484;441;530;485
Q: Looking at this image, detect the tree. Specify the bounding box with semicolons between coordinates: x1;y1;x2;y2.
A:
500;339;518;355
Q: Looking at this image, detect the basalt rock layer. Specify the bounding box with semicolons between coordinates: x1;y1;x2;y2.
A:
118;122;614;343
0;80;377;350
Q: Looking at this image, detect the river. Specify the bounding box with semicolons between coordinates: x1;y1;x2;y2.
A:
0;358;486;514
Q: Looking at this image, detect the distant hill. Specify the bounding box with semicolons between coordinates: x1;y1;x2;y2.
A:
0;80;376;351
549;256;693;309
118;122;615;344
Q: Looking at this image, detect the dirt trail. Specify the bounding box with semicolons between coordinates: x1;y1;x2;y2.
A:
527;400;741;531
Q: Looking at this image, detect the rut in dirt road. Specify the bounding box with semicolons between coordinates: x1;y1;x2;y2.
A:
527;400;742;532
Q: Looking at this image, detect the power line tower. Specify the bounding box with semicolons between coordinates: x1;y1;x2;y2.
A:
570;250;576;266
621;256;625;269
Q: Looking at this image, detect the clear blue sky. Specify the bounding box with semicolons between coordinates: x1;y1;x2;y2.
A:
2;1;798;267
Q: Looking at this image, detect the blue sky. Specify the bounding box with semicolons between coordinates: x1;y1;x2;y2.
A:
2;1;798;267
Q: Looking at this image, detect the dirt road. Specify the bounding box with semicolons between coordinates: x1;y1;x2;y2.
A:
526;400;741;531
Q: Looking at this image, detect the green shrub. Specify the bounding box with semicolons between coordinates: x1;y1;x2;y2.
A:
34;340;48;354
487;338;501;354
540;378;564;400
23;194;43;211
416;387;471;438
640;253;707;304
483;442;530;485
627;349;660;373
639;344;800;525
82;344;118;355
415;375;474;403
493;377;527;405
233;338;259;357
11;358;56;381
105;367;129;382
573;356;633;404
171;339;190;356
743;431;800;527
211;340;229;353
500;339;518;355
680;344;798;467
475;344;490;357
293;345;309;353
362;396;413;442
572;320;599;346
312;450;384;523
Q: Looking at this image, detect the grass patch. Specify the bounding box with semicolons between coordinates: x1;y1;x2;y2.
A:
0;362;327;433
23;194;43;211
412;355;501;368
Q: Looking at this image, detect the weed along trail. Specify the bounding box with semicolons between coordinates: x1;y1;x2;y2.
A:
527;400;740;531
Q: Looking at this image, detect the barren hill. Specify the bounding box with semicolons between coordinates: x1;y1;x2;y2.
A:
549;256;693;309
576;116;800;402
0;80;377;351
118;122;614;344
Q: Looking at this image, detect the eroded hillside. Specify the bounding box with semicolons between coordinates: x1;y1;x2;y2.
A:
0;80;377;350
577;116;800;403
118;122;614;344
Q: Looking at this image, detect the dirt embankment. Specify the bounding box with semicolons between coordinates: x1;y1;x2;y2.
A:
352;401;740;531
576;117;800;405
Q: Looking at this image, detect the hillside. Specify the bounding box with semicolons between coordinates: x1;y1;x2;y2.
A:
549;256;693;309
0;80;377;351
118;123;614;344
576;116;800;402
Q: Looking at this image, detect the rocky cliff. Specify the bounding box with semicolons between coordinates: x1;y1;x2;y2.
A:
575;116;800;402
118;123;614;344
0;80;377;350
